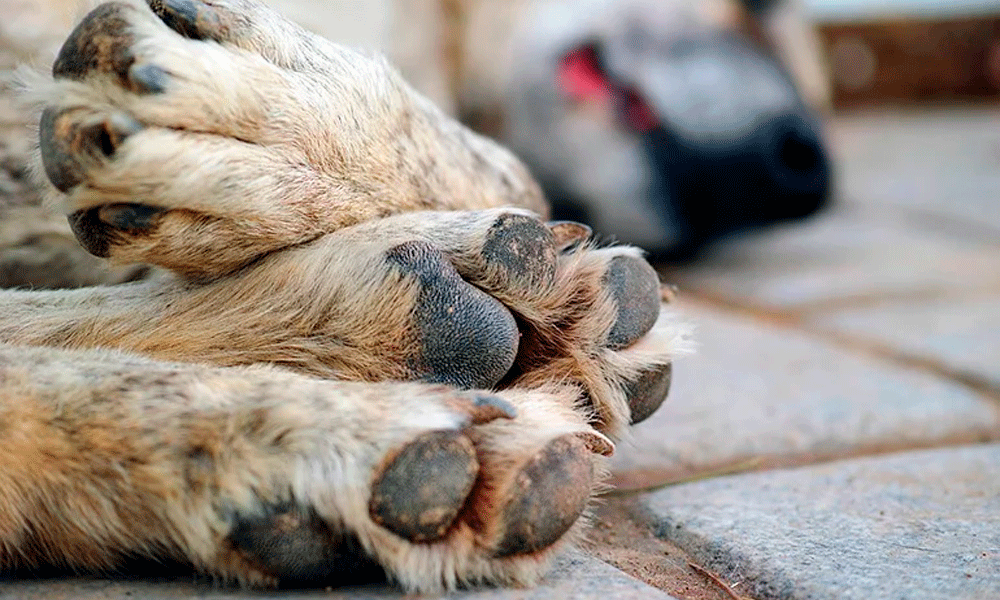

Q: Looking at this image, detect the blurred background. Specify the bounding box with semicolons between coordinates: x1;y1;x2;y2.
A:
813;0;1000;108
274;0;1000;266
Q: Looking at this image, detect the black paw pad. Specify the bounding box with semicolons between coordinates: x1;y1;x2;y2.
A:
229;504;382;585
494;435;593;557
603;255;660;350
624;362;672;424
149;0;223;41
67;209;112;258
386;241;518;389
370;430;478;542
481;213;558;291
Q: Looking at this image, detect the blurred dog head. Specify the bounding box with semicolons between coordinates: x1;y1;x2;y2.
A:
495;0;833;259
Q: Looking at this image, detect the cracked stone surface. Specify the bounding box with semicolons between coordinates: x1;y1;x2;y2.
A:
816;297;1000;384
610;301;1000;486
668;205;1000;310
643;444;1000;600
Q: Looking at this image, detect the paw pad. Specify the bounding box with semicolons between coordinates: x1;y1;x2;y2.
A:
370;430;478;543
229;504;381;584
604;255;661;350
52;2;136;82
494;434;593;557
149;0;223;41
39;108;143;193
481;213;558;291
624;362;672;424
386;241;518;389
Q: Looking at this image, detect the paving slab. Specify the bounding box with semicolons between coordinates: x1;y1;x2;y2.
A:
0;553;677;600
642;443;1000;600
609;302;1000;484
829;109;1000;232
667;205;1000;311
816;296;1000;385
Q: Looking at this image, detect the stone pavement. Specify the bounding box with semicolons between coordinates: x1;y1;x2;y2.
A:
3;111;998;600
0;554;675;600
615;107;1000;600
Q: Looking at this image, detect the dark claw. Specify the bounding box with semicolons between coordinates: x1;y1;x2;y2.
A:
148;0;222;41
624;362;672;424
386;241;519;390
229;504;383;585
97;204;165;233
370;430;478;543
494;435;593;557
128;63;169;94
603;255;661;350
470;394;518;423
547;221;592;249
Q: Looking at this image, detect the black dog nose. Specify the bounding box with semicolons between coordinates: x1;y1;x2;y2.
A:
644;109;832;259
758;112;831;215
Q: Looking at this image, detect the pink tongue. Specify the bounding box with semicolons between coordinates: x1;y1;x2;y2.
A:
559;46;611;100
558;45;659;133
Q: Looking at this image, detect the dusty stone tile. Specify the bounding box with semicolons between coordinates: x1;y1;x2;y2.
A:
830;109;1000;231
816;296;1000;383
667;206;1000;310
643;443;1000;600
0;553;677;600
610;303;1000;484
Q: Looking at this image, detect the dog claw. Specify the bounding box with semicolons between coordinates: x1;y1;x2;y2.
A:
547;221;592;249
469;394;518;423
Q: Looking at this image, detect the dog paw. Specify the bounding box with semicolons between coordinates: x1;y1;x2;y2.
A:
334;208;688;437
34;0;541;278
164;373;607;591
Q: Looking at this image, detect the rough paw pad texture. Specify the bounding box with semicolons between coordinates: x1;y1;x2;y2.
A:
603;255;661;350
494;435;593;557
370;430;478;542
624;362;672;424
229;505;382;585
386;241;519;389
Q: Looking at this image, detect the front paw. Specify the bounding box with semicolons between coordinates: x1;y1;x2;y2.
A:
35;0;541;278
343;209;690;437
159;374;608;591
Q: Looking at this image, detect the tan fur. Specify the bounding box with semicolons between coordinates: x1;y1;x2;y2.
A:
0;0;692;591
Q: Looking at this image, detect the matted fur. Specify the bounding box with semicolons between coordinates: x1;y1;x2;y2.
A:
0;0;692;592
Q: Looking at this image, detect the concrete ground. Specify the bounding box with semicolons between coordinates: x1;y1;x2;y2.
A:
4;109;998;600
